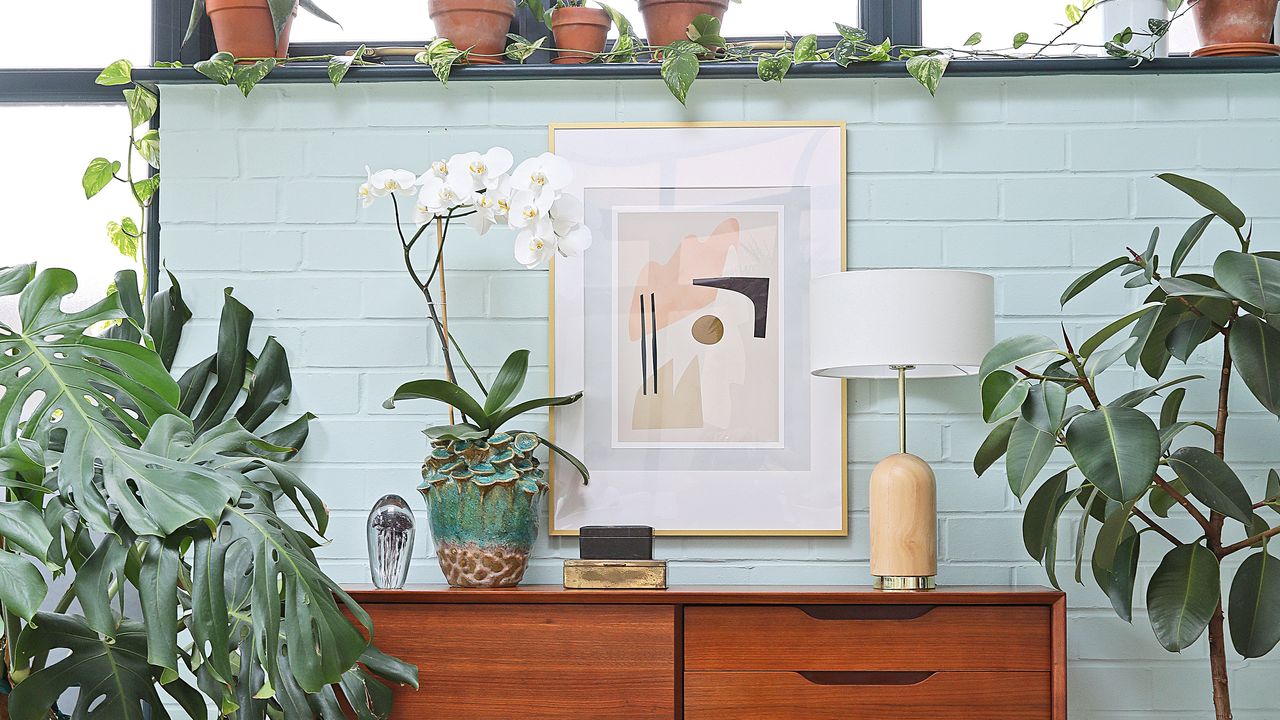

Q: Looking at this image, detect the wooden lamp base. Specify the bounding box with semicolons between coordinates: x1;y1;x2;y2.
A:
869;452;937;591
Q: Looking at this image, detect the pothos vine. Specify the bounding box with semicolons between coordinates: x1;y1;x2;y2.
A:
86;0;1191;269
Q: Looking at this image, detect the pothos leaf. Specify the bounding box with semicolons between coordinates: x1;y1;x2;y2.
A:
233;57;276;97
906;54;949;95
194;52;235;85
660;49;700;105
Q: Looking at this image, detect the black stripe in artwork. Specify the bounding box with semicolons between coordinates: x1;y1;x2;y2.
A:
650;292;658;395
640;293;648;396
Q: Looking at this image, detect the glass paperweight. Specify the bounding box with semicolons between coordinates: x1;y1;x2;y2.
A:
367;494;415;589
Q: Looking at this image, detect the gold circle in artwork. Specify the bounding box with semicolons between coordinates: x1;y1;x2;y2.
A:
692;315;724;345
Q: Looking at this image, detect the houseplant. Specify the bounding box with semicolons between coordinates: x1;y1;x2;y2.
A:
550;1;612;64
974;173;1280;720
0;265;417;719
429;0;518;65
637;0;735;48
361;149;591;587
184;0;340;58
1190;0;1279;55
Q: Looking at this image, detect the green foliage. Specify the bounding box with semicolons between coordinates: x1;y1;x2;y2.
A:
977;174;1280;706
416;38;468;85
385;349;589;483
0;267;415;719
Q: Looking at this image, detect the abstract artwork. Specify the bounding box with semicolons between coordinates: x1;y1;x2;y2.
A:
549;123;846;536
614;209;782;447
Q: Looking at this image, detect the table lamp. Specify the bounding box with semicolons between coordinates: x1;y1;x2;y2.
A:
810;269;994;591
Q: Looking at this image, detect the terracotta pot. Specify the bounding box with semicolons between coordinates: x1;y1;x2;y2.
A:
207;0;296;58
429;0;517;65
551;6;610;64
1192;0;1278;47
637;0;730;49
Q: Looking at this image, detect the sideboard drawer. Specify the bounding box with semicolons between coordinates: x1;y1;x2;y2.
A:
685;604;1051;671
684;671;1052;720
365;603;676;719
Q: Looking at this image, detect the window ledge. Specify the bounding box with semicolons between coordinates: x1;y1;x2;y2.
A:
130;55;1280;90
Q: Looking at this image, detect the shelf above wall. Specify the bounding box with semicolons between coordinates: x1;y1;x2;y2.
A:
128;55;1280;90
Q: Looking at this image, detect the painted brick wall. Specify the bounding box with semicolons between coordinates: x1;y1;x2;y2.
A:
159;72;1280;718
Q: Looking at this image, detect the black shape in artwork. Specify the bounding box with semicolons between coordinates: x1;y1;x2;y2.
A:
692;276;771;338
640;293;648;396
650;292;658;395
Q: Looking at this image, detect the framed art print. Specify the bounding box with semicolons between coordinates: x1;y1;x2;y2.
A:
548;122;847;536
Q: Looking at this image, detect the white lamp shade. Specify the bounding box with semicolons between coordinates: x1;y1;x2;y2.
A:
810;269;995;379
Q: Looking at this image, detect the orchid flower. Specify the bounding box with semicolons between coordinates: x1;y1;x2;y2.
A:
514;227;557;269
557;225;593;257
416;175;476;221
507;188;555;231
368;168;418;197
448;147;514;192
511;152;573;196
421;159;450;184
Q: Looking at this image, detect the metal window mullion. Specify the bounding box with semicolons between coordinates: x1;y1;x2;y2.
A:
859;0;922;47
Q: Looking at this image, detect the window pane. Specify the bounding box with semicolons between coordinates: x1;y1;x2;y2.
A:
923;0;1108;56
923;0;1201;57
291;0;435;42
603;0;854;38
0;106;140;326
0;4;150;68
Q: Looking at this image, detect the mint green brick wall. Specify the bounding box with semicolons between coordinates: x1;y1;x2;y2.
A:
159;72;1280;718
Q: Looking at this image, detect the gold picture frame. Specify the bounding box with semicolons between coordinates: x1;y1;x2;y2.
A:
547;121;848;537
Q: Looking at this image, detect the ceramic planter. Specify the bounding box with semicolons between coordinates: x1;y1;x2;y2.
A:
419;432;547;587
1192;0;1279;51
637;0;730;49
207;0;296;58
551;6;611;64
428;0;518;65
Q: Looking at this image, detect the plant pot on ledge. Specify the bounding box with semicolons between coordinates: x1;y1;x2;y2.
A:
637;0;729;49
1190;0;1280;57
420;432;547;587
207;0;297;58
429;0;518;65
551;5;611;64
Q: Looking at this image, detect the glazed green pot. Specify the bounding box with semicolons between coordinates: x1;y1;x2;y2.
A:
419;431;547;587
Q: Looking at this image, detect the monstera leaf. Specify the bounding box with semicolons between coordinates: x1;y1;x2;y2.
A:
190;490;372;707
8;613;204;720
176;285;312;454
0;269;242;535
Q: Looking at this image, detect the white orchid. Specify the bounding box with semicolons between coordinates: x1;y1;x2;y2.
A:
549;192;585;237
514;228;557;269
360;149;589;270
511;152;573;196
447;147;514;192
416;174;475;222
367;168;417;197
557;225;593;257
421;159;450;184
507;188;555;231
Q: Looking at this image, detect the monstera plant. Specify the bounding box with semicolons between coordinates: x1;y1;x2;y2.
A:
0;264;416;719
975;174;1280;720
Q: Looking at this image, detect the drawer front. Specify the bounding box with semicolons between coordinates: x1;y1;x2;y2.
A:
365;603;676;719
685;671;1052;720
685;605;1050;671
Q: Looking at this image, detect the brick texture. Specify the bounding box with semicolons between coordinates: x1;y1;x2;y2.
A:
157;71;1280;717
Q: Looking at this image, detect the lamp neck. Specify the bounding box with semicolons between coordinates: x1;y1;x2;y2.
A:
890;365;915;454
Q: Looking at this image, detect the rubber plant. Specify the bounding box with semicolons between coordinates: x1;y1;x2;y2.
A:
0;264;417;719
975;174;1280;720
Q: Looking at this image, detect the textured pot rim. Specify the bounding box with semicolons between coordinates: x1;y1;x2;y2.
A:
207;0;295;11
428;0;518;17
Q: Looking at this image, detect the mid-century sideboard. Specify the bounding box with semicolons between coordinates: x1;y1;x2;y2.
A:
346;585;1067;719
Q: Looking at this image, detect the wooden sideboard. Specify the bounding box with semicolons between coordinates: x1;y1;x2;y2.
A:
346;585;1066;720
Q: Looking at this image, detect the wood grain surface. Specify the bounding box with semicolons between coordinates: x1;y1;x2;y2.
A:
684;604;1052;671
684;671;1053;719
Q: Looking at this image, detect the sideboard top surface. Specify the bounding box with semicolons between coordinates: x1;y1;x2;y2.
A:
344;585;1064;605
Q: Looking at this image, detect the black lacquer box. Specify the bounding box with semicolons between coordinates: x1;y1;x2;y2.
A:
578;525;654;560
